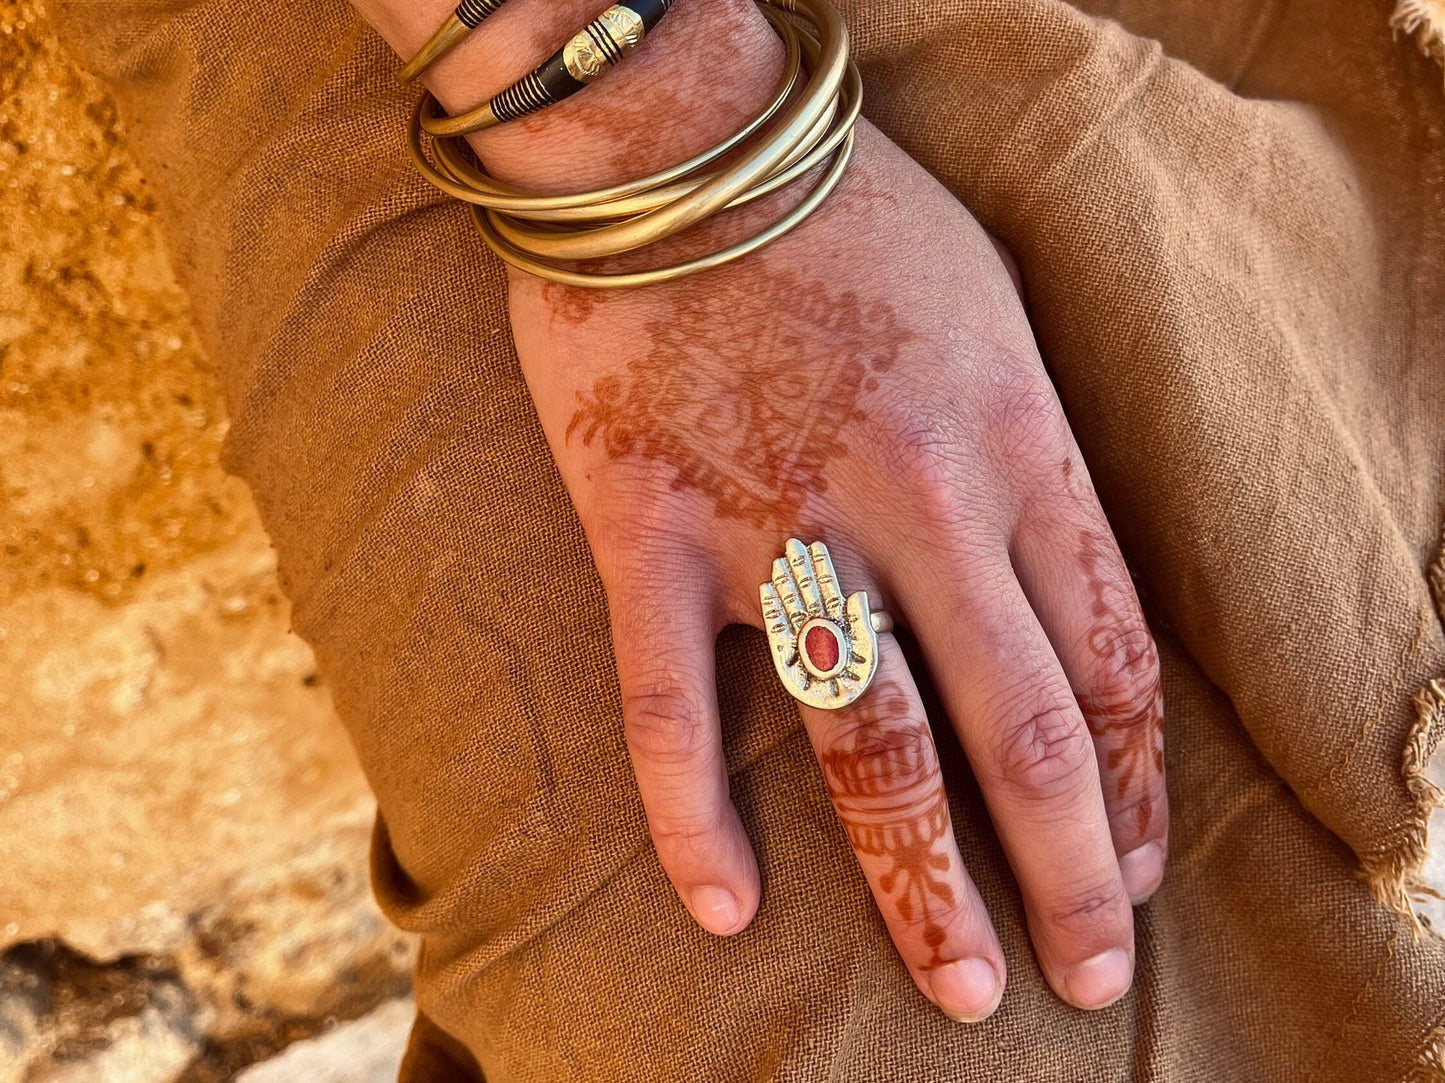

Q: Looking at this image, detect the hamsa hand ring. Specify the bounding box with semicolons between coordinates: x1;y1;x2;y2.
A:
759;538;895;710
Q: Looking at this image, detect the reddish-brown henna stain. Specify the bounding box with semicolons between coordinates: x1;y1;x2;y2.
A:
563;277;908;528
818;687;957;969
1074;527;1165;834
834;165;904;213
540;280;606;325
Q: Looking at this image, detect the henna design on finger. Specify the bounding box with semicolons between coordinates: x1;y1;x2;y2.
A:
1075;528;1165;833
563;276;909;528
818;686;959;969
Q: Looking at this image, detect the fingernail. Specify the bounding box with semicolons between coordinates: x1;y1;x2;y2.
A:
929;957;1002;1022
1119;842;1164;904
690;885;742;935
1064;949;1133;1009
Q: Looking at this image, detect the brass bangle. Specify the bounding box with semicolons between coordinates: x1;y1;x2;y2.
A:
485;35;858;240
404;0;860;288
408;5;806;220
410;4;803;219
471;0;849;260
397;0;509;84
469;128;856;289
421;0;677;136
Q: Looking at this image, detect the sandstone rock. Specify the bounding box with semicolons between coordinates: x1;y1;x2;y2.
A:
0;953;46;1083
0;942;195;1083
234;999;416;1083
0;3;415;1079
174;822;416;1036
31;1005;197;1083
0;0;382;966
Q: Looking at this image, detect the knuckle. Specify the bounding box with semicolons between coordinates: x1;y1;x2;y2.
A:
877;426;991;538
1078;613;1163;736
823;717;938;799
646;813;725;862
622;683;712;766
872;410;968;497
882;418;963;487
818;685;939;806
987;693;1094;798
862;397;1003;540
979;366;1070;460
1109;773;1170;840
898;894;976;944
1039;882;1132;942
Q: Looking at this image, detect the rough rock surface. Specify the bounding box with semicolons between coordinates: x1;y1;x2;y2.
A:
233;999;415;1083
0;1;415;1079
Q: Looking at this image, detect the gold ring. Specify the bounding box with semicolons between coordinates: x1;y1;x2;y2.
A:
759;538;892;710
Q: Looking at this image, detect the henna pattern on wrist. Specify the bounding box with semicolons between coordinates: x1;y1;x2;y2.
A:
1075;526;1165;832
563;276;909;528
818;686;958;970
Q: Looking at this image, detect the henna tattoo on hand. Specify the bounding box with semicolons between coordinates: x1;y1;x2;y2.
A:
563;275;909;529
818;686;958;969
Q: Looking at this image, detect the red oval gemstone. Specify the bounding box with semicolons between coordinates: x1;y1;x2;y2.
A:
804;624;841;672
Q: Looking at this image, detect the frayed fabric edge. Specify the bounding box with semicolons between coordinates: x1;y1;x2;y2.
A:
1396;684;1445;1083
1407;1021;1445;1083
1363;680;1445;931
1392;0;1445;74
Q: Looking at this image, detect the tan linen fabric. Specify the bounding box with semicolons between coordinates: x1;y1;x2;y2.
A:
49;0;1445;1078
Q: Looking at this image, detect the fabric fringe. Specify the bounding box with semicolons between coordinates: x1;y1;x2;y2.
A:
1406;1022;1445;1083
1392;0;1445;74
1429;512;1445;621
1363;679;1445;931
1367;510;1445;933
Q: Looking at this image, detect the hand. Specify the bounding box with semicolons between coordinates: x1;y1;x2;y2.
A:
510;121;1168;1021
351;0;1168;1024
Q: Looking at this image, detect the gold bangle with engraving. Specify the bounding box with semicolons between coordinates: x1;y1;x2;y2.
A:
405;0;860;288
407;5;806;219
421;0;674;137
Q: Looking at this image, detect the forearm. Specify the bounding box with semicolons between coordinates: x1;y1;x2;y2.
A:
348;0;787;190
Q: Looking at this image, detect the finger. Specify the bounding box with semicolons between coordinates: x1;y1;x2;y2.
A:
608;560;760;937
809;540;847;620
771;557;808;632
843;588;877;680
760;579;796;673
785;537;825;615
798;632;1006;1023
900;555;1136;1011
1011;487;1168;904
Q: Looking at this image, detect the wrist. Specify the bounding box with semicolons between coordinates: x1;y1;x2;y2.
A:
355;0;786;191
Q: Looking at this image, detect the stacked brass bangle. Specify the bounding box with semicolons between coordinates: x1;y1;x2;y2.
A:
396;0;511;84
403;0;860;288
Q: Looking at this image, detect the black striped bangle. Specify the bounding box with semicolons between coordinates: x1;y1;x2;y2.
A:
455;0;505;25
420;0;676;135
396;0;511;84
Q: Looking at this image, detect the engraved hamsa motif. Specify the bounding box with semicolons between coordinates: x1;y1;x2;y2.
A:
759;538;880;710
